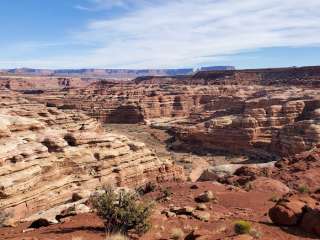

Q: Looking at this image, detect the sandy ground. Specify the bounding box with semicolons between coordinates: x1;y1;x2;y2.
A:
1;182;318;240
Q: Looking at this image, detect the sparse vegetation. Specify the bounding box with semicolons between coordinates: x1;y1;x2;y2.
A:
297;185;309;194
234;220;252;235
170;228;184;240
91;186;153;234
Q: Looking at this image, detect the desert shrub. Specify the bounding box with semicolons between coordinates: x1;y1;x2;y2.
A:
298;185;309;194
234;220;251;234
91;186;153;234
170;228;184;240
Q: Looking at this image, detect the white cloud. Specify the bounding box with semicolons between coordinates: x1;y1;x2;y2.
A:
75;0;146;11
2;0;320;68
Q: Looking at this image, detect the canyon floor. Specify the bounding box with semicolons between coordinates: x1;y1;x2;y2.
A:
103;124;252;176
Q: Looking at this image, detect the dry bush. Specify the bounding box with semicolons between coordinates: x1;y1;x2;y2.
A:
91;186;153;234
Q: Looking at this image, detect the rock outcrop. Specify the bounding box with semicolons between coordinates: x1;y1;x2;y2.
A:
0;90;184;222
269;194;320;236
171;87;320;158
214;148;320;195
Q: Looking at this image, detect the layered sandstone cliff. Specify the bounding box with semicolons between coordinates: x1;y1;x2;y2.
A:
172;87;320;158
4;66;320;159
0;90;184;221
23;82;320;159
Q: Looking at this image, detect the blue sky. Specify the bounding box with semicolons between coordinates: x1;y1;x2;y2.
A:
1;0;320;69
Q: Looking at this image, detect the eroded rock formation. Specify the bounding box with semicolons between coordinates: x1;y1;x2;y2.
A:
0;90;184;222
21;77;320;159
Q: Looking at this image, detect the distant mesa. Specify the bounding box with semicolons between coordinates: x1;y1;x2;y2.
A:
196;66;235;71
0;66;235;79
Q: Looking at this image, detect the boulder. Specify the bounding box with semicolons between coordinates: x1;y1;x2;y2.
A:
198;162;276;182
28;218;50;229
195;191;216;203
192;211;210;222
249;177;290;195
300;206;320;236
269;195;317;226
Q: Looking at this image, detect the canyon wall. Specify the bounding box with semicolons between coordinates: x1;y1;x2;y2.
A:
2;66;320;159
24;83;320;159
0;90;184;221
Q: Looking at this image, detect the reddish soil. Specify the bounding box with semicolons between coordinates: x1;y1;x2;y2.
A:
1;182;318;240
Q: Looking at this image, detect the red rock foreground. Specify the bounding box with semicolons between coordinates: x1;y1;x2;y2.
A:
0;182;318;240
1;148;320;239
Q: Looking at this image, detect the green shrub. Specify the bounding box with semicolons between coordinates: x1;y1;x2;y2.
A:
91;186;153;234
298;185;309;194
234;220;251;234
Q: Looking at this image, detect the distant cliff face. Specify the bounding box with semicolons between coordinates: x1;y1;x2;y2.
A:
192;66;320;86
0;76;90;91
134;66;320;86
1;66;234;79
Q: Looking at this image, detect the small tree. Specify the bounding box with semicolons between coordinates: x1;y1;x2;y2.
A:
234;220;251;234
91;186;153;234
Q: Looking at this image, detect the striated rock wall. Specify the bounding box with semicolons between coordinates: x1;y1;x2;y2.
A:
173;88;320;158
0;90;184;221
24;82;320;158
7;66;320;159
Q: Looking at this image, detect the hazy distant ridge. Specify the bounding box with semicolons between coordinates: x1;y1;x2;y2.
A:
0;66;235;78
